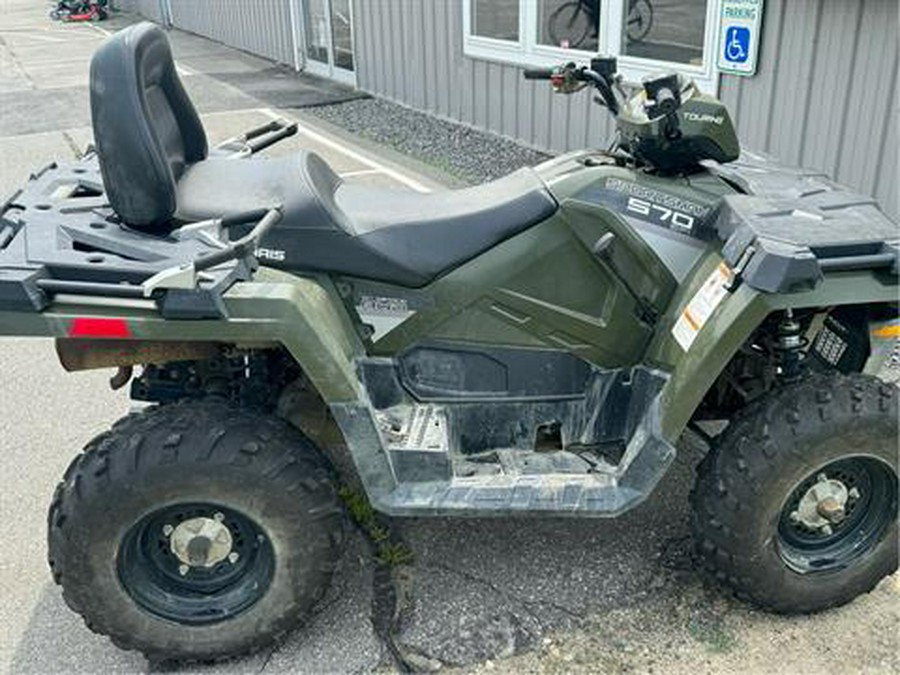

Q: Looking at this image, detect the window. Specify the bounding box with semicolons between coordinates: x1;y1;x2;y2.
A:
538;0;600;51
463;0;721;94
471;0;519;41
621;0;707;65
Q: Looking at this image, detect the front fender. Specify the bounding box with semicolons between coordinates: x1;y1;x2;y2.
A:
646;252;898;442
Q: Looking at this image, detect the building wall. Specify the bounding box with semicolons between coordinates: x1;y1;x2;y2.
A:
114;0;168;24
353;0;899;217
122;0;298;66
172;0;296;65
354;1;616;157
718;0;898;217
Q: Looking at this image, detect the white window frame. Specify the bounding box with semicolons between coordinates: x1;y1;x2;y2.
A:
462;0;722;95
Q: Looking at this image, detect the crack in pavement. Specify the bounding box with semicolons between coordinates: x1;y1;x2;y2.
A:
255;644;279;675
429;561;586;625
391;560;588;666
1;36;37;90
254;582;352;675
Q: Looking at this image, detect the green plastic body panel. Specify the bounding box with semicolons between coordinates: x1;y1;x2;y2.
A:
2;156;894;445
370;201;658;367
2;152;896;517
617;90;741;169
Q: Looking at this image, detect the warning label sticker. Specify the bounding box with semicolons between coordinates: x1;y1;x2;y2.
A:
672;263;734;351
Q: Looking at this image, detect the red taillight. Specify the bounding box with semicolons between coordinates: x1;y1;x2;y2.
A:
68;317;132;338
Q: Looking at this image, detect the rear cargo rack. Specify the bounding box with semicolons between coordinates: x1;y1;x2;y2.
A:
0;155;281;319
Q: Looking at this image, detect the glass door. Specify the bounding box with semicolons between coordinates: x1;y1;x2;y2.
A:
301;0;356;85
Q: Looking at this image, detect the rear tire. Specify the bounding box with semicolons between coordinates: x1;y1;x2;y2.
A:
691;373;898;613
48;400;345;662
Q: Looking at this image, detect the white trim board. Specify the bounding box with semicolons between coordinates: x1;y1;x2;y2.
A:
463;0;722;95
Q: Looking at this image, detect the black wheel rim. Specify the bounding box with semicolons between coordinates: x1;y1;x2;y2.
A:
118;503;274;625
777;457;897;574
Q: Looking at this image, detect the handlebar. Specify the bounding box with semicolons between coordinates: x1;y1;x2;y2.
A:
523;64;619;115
523;69;555;80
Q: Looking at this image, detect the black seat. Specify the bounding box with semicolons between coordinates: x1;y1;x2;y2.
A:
176;152;557;286
90;22;207;228
90;23;558;287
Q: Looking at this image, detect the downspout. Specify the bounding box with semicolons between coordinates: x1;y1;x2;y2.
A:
288;0;302;71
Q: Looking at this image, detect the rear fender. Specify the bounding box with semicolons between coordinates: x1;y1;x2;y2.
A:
0;269;365;403
646;252;898;442
0;269;404;498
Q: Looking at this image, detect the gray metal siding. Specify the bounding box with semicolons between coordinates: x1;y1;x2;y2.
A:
719;0;898;217
114;0;167;23
168;0;295;66
354;0;897;217
349;0;618;153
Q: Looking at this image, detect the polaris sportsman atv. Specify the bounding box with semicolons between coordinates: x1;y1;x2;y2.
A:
1;23;897;662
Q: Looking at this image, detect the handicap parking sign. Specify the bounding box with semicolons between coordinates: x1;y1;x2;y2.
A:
723;26;750;64
717;0;763;75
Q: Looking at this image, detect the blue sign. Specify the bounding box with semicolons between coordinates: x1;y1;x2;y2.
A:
717;0;763;76
723;26;750;64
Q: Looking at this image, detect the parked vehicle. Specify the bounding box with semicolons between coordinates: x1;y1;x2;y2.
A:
49;0;107;22
1;23;896;662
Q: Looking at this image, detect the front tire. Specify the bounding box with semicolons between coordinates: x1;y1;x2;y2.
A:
48;400;344;661
691;373;898;613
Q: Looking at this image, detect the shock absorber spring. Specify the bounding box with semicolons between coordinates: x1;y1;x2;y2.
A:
775;309;806;382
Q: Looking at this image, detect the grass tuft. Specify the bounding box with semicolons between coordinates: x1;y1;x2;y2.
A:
338;486;414;567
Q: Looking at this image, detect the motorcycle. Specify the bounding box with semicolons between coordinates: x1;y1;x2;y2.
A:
49;0;108;22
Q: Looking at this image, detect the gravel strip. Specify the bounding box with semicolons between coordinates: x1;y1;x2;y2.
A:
305;97;552;185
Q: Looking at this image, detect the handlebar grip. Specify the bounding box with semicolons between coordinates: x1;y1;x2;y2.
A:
523;69;554;80
247;122;299;154
242;120;281;141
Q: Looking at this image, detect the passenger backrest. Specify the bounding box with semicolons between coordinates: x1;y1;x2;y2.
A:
89;22;207;228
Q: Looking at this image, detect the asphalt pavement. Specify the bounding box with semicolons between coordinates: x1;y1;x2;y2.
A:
0;2;896;674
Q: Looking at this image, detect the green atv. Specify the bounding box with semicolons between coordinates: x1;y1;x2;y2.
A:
1;23;897;662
